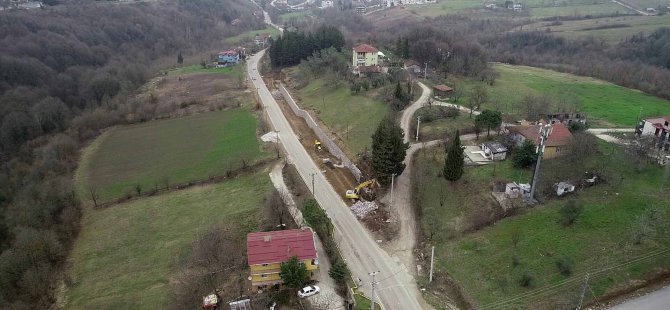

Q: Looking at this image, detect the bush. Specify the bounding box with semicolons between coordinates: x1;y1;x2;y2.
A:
559;200;583;227
303;199;332;238
513;140;537;168
328;260;349;283
518;271;533;287
555;257;573;276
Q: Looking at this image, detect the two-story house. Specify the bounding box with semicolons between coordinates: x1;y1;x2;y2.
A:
217;50;239;66
506;122;574;159
247;228;319;290
352;44;379;67
636;115;670;151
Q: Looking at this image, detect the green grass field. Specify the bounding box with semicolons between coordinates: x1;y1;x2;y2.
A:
415;142;670;308
415;107;474;141
168;63;243;76
525;15;670;42
296;79;390;155
223;26;280;45
66;170;271;309
76;108;267;203
279;10;311;23
450;64;670;127
529;2;632;18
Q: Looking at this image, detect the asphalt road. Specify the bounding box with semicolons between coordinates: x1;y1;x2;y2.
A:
609;286;670;310
248;51;426;309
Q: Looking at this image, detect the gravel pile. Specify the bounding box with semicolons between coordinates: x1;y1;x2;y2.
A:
351;201;378;219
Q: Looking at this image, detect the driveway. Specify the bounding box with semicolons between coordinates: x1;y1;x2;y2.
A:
248;51;427;310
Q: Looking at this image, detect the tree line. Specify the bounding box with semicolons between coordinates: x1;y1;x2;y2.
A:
0;0;264;308
269;25;345;68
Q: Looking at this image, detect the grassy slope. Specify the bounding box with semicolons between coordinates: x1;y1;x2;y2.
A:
452;64;670;126
168;63;243;76
296;79;389;155
67;171;271;309
529;2;632;18
224;26;280;45
525;15;670;43
77;108;266;202
416;142;670;308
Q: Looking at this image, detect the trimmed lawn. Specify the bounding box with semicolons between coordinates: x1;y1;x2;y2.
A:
76;108;267;203
66;171;272;309
415;141;670;308
450;64;670;127
296;79;389;155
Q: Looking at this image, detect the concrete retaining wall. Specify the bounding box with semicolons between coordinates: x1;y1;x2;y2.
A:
278;84;363;182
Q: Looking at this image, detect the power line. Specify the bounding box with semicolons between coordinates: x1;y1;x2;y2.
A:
480;247;670;309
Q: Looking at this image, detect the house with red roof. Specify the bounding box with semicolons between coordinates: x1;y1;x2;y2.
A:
506;122;574;159
637;115;670;151
352;43;379;67
247;228;318;290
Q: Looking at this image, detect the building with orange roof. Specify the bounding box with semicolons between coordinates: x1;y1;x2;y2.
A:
506;123;574;159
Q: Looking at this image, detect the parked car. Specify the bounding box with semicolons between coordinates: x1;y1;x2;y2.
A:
297;285;320;298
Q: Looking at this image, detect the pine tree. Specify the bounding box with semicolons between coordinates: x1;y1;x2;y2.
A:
280;256;309;289
443;130;464;181
371;115;409;185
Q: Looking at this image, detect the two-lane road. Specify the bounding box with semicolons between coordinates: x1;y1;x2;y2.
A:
247;51;426;309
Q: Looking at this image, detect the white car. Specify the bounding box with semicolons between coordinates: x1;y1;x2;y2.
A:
297;285;320;298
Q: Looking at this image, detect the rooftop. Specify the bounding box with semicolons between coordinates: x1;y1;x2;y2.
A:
645;116;670;129
247;228;317;265
507;123;573;147
483;141;508;153
353;44;379;53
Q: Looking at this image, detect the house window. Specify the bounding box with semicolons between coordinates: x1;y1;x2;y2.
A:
261;274;268;278
262;263;269;267
299;261;305;267
556;148;561;153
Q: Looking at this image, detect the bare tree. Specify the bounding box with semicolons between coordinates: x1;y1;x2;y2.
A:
88;185;100;208
264;187;287;229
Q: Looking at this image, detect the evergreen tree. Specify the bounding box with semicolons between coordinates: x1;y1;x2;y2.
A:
474;109;502;137
280;256;310;289
371;115;409;185
513;139;537;168
443;130;464;181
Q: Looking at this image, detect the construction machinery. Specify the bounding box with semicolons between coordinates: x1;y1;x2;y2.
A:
345;179;379;201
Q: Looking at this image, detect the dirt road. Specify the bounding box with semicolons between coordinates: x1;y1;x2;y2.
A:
249;51;427;310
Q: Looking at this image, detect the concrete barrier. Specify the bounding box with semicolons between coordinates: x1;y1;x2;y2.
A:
278;84;363;182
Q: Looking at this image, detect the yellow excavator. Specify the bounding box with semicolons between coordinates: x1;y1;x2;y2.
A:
345;179;379;201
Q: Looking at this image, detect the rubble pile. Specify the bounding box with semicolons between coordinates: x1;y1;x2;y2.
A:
351;201;378;219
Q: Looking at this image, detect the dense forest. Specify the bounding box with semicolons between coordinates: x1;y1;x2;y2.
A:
0;0;263;308
269;25;345;67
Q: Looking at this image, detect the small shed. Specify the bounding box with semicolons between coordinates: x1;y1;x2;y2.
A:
433;85;453;97
554;182;575;196
481;141;508;161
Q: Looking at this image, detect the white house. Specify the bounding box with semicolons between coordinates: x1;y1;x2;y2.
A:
636;115;670;151
513;3;522;11
321;0;334;8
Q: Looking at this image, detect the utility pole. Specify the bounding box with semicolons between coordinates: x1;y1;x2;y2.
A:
529;124;552;202
428;246;435;282
424;62;428;79
416;116;421;141
577;273;590;310
274;130;280;158
391;173;396;207
369;271;380;310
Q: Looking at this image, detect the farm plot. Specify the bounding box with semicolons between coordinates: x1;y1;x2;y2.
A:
76;108;267;203
66;170;272;309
